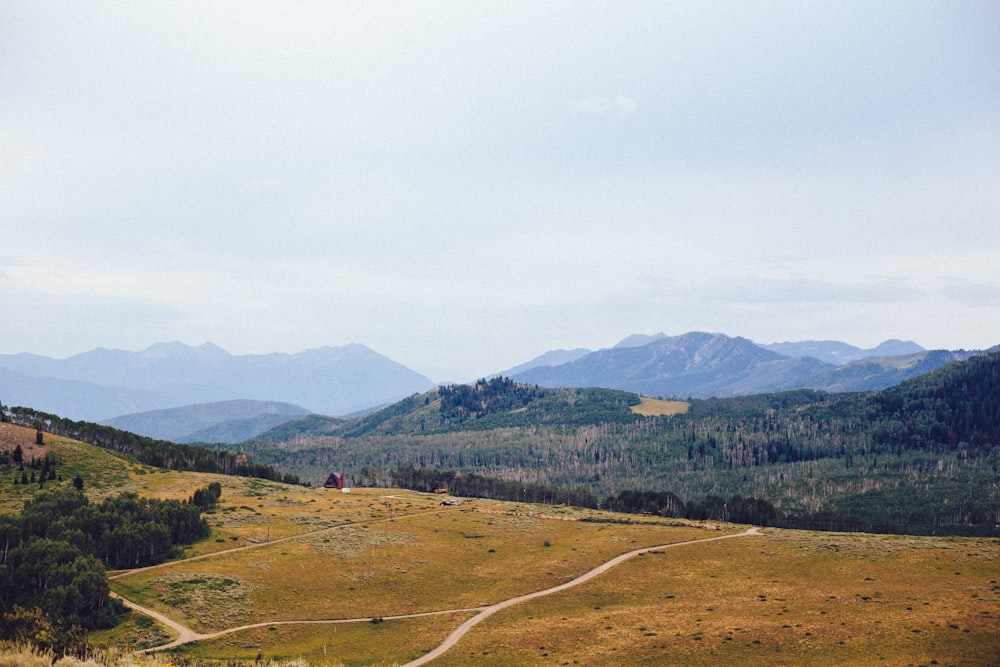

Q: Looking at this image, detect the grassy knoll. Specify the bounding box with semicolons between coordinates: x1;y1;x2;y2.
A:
630;397;689;417
0;421;141;512
104;481;999;666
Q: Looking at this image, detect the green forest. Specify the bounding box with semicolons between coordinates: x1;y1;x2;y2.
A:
0;484;218;653
229;352;1000;536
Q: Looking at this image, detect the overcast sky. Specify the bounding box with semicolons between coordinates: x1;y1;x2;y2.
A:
2;1;999;381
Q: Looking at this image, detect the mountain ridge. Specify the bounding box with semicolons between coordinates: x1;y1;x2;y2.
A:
509;332;968;398
101;399;312;443
228;350;1000;535
760;338;924;364
0;342;434;420
0;333;978;426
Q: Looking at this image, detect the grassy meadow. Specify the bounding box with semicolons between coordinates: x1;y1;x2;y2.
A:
1;425;998;665
106;481;999;666
630;398;689;417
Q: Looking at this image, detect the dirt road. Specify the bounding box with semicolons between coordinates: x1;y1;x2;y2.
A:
401;527;760;666
118;525;759;660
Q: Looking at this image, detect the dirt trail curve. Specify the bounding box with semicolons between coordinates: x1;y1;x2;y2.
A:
112;592;488;652
119;525;758;660
110;591;203;648
108;505;452;582
402;527;761;667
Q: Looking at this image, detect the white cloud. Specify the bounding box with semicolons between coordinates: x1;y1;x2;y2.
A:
1;2;999;378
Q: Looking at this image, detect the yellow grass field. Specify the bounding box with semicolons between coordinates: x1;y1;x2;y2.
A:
104;478;999;666
3;428;998;666
630;397;689;417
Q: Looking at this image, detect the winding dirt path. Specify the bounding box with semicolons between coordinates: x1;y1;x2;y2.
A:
108;505;452;582
110;591;203;648
402;527;760;666
118;525;759;661
115;595;489;652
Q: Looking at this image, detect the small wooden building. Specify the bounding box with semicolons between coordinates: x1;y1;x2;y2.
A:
324;472;346;489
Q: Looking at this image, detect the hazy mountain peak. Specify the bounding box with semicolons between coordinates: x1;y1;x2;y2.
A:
761;339;925;365
613;332;668;349
139;341;231;359
509;331;961;399
0;341;434;419
493;348;592;378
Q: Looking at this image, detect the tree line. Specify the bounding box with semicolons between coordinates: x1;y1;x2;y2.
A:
383;465;599;508
3;405;302;485
438;376;546;424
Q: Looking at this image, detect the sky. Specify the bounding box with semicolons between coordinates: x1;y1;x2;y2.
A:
2;1;999;382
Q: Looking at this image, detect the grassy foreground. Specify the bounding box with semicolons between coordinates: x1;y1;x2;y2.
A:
2;425;998;665
106;482;998;666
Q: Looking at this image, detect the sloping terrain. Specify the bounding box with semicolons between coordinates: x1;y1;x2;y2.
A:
760;338;924;364
236;352;1000;535
1;420;997;665
102;399;312;443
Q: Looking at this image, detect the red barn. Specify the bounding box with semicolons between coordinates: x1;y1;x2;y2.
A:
323;472;346;489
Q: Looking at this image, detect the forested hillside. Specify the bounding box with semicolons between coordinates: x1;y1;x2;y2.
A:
1;405;300;484
0;484;218;653
233;352;1000;535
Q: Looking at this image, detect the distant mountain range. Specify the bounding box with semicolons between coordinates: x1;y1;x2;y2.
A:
0;335;986;439
501;334;927;376
758;338;925;365
102;399;312;443
0;342;435;421
505;332;973;398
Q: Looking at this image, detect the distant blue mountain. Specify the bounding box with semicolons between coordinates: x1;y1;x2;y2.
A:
510;332;968;398
612;332;669;349
493;332;672;378
0;342;434;421
494;348;592;378
102;399;312;443
760;339;924;365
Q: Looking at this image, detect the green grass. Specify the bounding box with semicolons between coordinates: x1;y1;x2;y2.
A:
0;422;141;513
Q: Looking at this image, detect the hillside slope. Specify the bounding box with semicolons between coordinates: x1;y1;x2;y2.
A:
102;399;312;443
239;352;1000;535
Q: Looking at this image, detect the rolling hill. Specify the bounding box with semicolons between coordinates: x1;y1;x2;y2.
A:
101;399;313;443
1;422;997;667
234;351;1000;536
1;362;999;666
